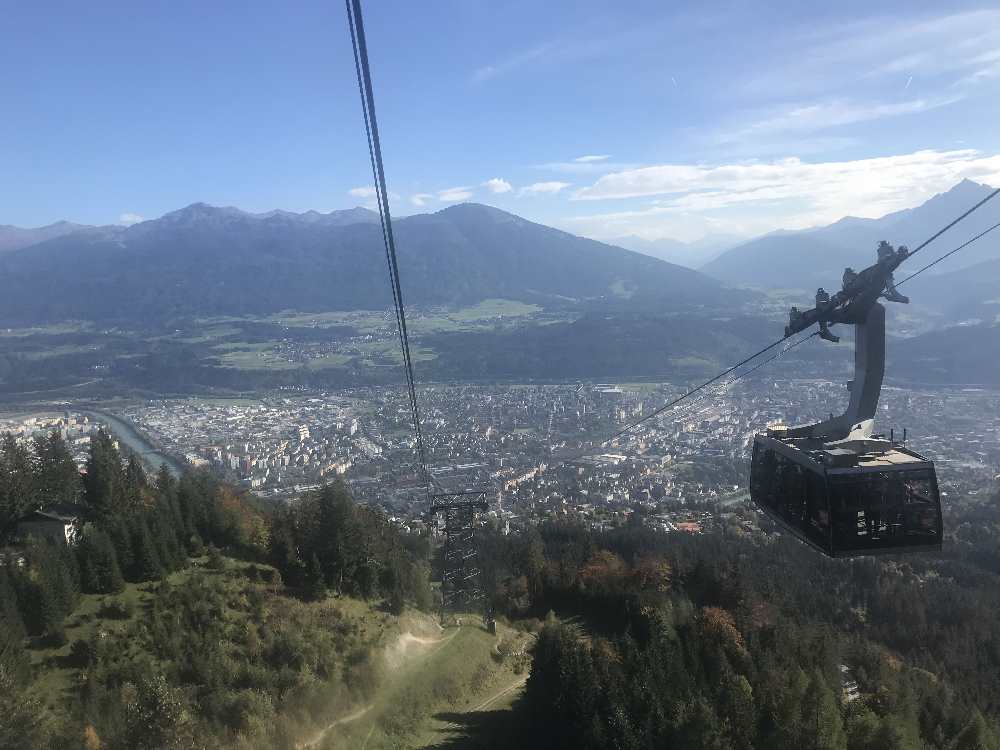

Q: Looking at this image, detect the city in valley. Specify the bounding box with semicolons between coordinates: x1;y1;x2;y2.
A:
4;377;997;538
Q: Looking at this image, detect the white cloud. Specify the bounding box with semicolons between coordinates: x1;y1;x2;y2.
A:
534;159;639;175
954;57;1000;88
411;193;434;207
348;186;376;199
438;186;474;202
472;43;553;83
574;155;611;163
718;97;960;143
520;181;572;196
567;148;1000;241
470;22;680;84
482;178;513;194
119;212;144;225
738;9;1000;98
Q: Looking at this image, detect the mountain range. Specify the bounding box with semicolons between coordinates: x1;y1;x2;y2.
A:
0;221;92;254
702;180;1000;291
0;184;996;390
0;202;741;325
4;180;992;326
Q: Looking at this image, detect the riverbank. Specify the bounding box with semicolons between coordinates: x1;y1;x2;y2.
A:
81;409;185;477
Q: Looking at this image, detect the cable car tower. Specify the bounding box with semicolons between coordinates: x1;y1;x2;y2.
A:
750;241;943;556
430;482;489;621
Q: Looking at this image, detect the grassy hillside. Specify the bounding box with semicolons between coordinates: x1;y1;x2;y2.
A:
313;614;534;750
16;549;535;750
18;552;397;749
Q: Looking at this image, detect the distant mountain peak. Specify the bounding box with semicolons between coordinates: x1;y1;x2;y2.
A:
159;202;247;224
431;202;532;231
956;177;987;189
703;178;1000;288
0;219;97;254
0;198;742;324
153;203;380;229
435;202;514;218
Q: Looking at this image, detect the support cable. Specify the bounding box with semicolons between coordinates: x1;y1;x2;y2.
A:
603;335;792;445
601;331;818;446
602;188;1000;444
904;187;1000;260
346;0;427;478
894;220;1000;288
652;331;821;428
342;0;999;478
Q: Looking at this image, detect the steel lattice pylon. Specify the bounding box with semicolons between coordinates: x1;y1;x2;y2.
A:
430;489;488;620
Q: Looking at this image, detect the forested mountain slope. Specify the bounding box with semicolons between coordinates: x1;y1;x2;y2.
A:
0;203;738;325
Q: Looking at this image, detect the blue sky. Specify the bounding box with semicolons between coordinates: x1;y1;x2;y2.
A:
2;0;1000;242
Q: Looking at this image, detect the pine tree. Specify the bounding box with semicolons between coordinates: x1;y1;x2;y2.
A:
83;430;124;518
268;510;304;586
14;542;74;640
106;516;135;576
0;435;36;538
128;519;163;582
154;464;175;497
0;568;28;680
313;482;361;592
949;709;996;750
33;432;81;506
803;668;847;750
148;510;184;573
77;527;124;594
56;541;81;605
722;672;756;750
307;553;326;601
124;454;148;510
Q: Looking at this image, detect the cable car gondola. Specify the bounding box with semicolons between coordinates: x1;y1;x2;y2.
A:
750;242;943;556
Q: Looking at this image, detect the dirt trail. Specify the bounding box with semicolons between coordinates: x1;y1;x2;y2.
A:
298;704;373;749
469;673;529;712
298;625;455;749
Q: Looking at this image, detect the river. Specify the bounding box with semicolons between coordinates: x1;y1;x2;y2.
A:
82;409;184;477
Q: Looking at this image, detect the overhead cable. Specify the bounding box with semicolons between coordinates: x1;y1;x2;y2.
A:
601;331;818;446
346;0;428;476
895;220;1000;288
604;187;1000;443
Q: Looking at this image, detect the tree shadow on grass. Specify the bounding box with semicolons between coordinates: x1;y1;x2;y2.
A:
421;698;530;750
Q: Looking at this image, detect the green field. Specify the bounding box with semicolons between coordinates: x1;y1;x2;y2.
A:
0;321;95;338
215;343;300;370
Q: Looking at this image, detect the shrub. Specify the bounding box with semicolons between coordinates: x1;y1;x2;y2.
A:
188;534;205;557
70;638;95;667
387;587;405;616
206;545;225;571
260;567;280;585
42;628;67;648
99;599;134;620
344;648;380;701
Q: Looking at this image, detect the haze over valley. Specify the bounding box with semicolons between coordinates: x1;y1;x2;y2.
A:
4;2;1000;748
0;179;996;402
